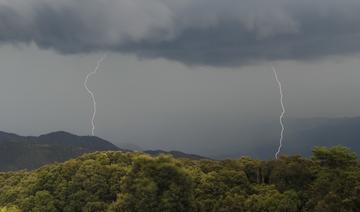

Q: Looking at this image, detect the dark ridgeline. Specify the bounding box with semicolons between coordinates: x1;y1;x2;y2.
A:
0;131;207;172
0;131;121;171
2;116;360;171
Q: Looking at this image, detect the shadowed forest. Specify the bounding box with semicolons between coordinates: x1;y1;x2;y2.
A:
0;146;359;212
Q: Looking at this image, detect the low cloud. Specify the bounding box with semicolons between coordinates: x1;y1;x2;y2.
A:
1;0;360;66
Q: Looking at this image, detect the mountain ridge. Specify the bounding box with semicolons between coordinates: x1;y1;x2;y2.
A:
0;131;207;171
0;130;121;171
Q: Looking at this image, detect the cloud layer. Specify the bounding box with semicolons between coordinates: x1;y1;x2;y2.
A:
1;0;360;66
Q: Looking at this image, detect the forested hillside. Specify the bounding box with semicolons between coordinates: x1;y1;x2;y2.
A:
0;146;359;212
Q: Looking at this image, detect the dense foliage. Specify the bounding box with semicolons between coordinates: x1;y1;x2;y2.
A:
0;146;359;212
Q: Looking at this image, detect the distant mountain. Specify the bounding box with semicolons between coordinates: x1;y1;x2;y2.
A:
3;115;358;171
0;131;121;171
0;131;207;171
214;117;360;159
284;117;360;156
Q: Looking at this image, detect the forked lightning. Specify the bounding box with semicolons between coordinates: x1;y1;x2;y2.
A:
272;66;286;159
84;54;107;136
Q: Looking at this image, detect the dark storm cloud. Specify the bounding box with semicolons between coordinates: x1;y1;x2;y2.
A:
1;0;360;66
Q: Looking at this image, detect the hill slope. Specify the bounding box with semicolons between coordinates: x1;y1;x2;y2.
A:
0;131;121;171
0;131;207;171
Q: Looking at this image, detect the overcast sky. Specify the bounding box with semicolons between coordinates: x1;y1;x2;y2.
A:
1;0;360;157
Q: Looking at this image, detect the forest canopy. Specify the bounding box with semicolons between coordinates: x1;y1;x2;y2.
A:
0;146;359;212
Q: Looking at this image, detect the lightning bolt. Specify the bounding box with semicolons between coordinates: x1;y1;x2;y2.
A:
272;66;286;159
84;54;107;136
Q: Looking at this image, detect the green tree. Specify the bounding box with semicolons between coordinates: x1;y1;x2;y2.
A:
312;146;357;168
109;155;194;212
0;206;21;212
23;191;57;212
245;185;300;212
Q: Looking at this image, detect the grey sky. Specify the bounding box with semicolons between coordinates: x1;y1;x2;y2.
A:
1;0;360;157
0;44;360;157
